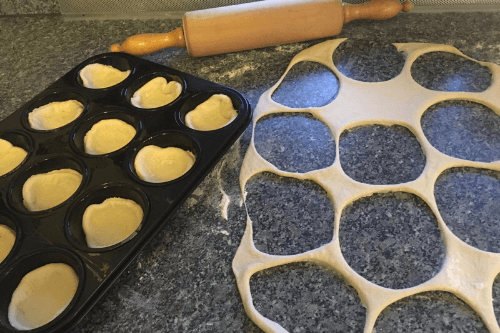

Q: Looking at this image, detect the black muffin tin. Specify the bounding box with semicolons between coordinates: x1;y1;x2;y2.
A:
0;53;251;332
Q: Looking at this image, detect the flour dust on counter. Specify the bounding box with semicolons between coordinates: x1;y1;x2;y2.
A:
235;38;500;333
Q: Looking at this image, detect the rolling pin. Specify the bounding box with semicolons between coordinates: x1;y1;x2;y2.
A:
110;0;412;57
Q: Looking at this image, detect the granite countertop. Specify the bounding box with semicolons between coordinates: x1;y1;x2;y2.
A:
1;11;500;333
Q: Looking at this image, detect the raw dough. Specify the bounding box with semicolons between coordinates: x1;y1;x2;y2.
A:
134;145;195;183
84;119;136;155
0;225;16;264
82;197;144;248
0;139;28;176
233;39;500;333
185;94;238;131
131;77;182;109
28;100;83;131
8;263;79;330
80;63;130;89
23;169;82;211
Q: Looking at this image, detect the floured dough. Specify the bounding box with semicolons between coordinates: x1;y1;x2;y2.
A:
28;100;83;131
8;263;79;330
0;139;28;176
0;225;16;264
233;39;500;333
131;77;182;109
23;169;82;211
134;145;195;183
185;94;238;131
80;63;130;89
82;197;143;248
84;119;136;155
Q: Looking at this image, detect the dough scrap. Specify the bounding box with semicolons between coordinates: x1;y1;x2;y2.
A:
131;77;182;109
82;197;144;248
134;145;195;183
84;119;136;155
0;139;28;176
234;39;500;333
185;94;238;131
8;263;79;330
28;100;83;131
0;224;16;264
23;169;82;211
80;63;130;89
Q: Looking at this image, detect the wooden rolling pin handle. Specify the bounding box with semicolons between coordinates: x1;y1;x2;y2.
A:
343;0;413;24
110;27;186;55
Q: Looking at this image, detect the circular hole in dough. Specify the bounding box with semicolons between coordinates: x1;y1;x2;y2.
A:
8;263;79;331
28;100;84;131
131;77;182;109
0;139;28;177
134;145;195;183
82;197;144;248
84;119;136;155
79;63;130;89
0;225;16;264
185;94;238;131
22;169;83;212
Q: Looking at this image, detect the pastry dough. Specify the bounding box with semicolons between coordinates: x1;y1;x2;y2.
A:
83;119;136;155
131;77;182;109
82;197;144;248
80;63;130;89
134;145;195;183
23;169;82;211
28;100;83;131
0;139;28;176
185;94;238;131
8;263;79;330
234;39;500;333
0;225;16;264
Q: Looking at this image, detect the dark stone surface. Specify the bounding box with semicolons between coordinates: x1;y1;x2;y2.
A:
255;113;336;173
245;172;334;255
374;291;489;333
1;11;500;333
339;192;445;289
421;100;500;162
411;51;492;92
250;262;366;333
339;124;426;185
0;0;59;15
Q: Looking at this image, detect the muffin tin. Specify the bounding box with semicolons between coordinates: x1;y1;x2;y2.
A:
0;53;251;332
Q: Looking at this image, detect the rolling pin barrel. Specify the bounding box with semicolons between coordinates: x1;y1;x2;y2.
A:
111;0;412;57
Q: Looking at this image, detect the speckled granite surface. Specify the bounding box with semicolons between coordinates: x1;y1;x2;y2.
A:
0;0;59;15
1;11;500;333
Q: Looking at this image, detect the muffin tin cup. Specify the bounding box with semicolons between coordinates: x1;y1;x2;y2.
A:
178;89;246;132
70;108;143;157
21;89;90;133
7;155;90;216
0;52;251;332
0;130;34;178
0;248;85;333
127;131;201;186
65;182;150;253
124;71;186;111
0;214;22;269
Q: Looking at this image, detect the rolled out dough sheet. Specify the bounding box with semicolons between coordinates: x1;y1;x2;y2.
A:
0;139;28;177
84;119;136;155
8;263;79;330
23;169;82;211
134;145;195;183
185;94;238;131
80;63;130;89
28;100;83;131
233;39;500;333
82;197;144;248
131;77;182;109
0;224;16;264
